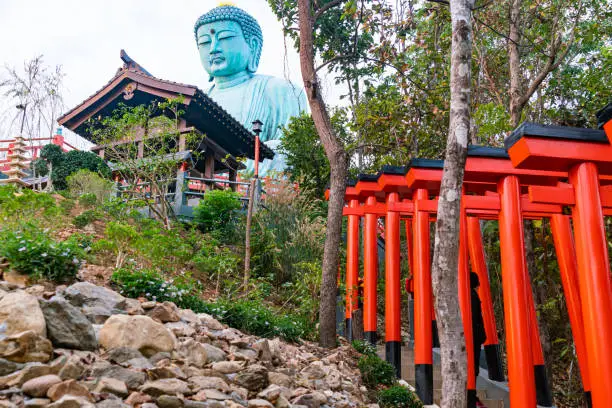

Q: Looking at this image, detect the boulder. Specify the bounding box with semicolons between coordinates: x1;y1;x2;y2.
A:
210;361;243;374
124;299;144;316
146;302;180;323
146;365;184;381
124;392;153;406
197;314;224;331
300;362;326;380
0;291;46;337
89;361;146;390
47;395;95;408
95;400;131;408
104;347;144;364
22;374;62;397
292;392;327;408
63;283;126;324
233;364;268;392
2;270;30;287
0;358;24;376
58;356;86;380
99;315;176;357
47;379;94;402
139;379;191;397
175;339;207;368
24;398;51;408
164;322;195;338
178;309;198;324
93;377;128;397
188;376;230;393
267;372;292;388
200;389;230;401
247;400;273;408
0;330;53;363
202;344;226;363
0;362;54;388
156;395;184;408
40;298;98;351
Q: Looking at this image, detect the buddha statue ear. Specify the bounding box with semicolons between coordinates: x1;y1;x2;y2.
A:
247;37;261;73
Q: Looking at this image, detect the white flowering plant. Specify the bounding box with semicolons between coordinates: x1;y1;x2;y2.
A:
0;223;85;282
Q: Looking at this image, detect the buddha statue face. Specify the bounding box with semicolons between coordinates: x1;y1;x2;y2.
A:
197;21;252;78
194;6;263;81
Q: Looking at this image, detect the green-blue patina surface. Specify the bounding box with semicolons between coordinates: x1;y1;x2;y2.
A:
195;5;307;175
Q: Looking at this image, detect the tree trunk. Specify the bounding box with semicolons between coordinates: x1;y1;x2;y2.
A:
508;0;523;127
297;0;349;348
244;178;256;293
431;0;474;407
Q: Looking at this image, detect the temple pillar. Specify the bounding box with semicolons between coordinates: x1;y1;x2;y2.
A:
569;162;612;408
497;175;536;407
363;196;378;345
345;199;360;341
466;217;504;382
385;192;401;377
550;214;591;407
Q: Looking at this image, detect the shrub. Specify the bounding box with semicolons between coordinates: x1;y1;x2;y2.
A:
378;385;423;408
0;185;59;226
48;150;111;191
358;354;397;389
59;198;76;214
110;267;196;302
210;298;313;342
73;210;98;228
110;267;312;342
78;193;98;207
0;224;84;282
67;169;114;204
352;340;377;356
193;190;242;242
94;221;141;268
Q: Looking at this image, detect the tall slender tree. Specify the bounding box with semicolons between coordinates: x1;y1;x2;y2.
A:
295;0;350;347
430;0;475;407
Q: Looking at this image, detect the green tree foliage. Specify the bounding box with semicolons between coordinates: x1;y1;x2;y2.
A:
280;112;350;198
51;150;111;190
67;169;114;204
88;99;199;229
193;190;243;242
37;144;111;190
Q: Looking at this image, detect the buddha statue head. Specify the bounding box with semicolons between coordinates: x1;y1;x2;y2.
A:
194;5;263;82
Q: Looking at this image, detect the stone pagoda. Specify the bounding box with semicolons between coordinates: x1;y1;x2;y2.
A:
0;135;29;187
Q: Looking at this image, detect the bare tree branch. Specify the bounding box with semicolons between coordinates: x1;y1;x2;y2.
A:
314;0;343;21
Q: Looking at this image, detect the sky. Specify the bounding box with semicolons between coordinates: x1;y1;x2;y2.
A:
0;0;339;150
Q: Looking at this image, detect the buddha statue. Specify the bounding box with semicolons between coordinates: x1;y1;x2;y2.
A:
194;5;307;175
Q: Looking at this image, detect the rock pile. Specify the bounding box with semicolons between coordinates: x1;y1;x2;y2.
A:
0;281;374;408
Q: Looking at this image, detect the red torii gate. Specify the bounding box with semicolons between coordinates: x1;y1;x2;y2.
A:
504;118;612;408
345;149;564;406
338;117;612;407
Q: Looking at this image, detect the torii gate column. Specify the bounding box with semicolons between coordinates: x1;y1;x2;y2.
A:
385;192;402;377
498;175;536;407
345;199;360;341
569;162;612;408
363;196;379;345
413;188;433;404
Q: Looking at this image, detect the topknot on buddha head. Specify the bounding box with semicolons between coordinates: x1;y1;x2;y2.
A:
194;6;263;73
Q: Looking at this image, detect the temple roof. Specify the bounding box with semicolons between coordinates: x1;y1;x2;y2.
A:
58;51;274;162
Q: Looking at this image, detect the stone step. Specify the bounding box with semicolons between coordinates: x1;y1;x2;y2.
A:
381;345;507;407
481;399;505;408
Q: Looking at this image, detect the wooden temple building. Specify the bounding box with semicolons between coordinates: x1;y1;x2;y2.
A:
57;50;273;215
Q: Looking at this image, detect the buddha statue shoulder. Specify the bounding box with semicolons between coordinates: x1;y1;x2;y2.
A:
194;5;307;174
